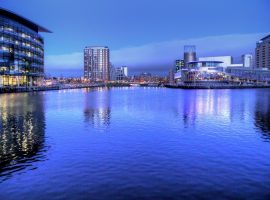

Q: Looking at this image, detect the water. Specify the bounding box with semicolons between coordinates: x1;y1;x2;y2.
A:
0;87;270;199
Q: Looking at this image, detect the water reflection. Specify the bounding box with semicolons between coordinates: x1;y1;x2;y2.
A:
254;90;270;139
172;90;234;127
0;93;46;180
84;88;111;130
171;90;262;131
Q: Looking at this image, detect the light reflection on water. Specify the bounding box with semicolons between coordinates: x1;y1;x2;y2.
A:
0;93;47;181
0;87;270;199
84;88;111;130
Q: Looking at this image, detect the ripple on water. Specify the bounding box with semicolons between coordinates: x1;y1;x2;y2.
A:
1;88;270;199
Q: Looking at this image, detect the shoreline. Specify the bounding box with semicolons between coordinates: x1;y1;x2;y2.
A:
0;85;105;94
1;83;270;94
165;80;270;89
165;84;270;89
0;83;161;94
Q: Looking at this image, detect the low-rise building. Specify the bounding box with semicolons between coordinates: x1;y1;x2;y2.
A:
181;61;226;82
115;66;128;81
225;67;270;82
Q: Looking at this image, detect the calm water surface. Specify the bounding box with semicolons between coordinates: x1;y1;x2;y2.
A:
0;87;270;199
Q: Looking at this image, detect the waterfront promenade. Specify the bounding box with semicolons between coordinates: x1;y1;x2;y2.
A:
0;82;163;93
0;83;105;93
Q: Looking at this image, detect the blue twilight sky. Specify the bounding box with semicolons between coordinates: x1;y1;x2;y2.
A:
1;0;270;77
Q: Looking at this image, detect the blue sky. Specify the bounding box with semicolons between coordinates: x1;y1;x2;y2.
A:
1;0;270;77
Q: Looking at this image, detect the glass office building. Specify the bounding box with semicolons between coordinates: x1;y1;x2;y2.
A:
0;8;51;87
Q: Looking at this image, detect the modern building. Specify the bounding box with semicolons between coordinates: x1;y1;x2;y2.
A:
0;8;51;87
168;69;175;84
242;54;253;68
226;67;270;82
227;64;243;67
109;64;116;81
175;59;184;72
121;66;128;77
187;61;224;72
84;46;110;82
184;45;196;67
199;56;232;68
115;66;128;81
256;35;270;69
180;61;225;82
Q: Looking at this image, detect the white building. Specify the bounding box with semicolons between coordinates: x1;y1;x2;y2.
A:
242;54;253;68
122;66;128;77
199;56;232;68
115;66;128;81
227;64;243;67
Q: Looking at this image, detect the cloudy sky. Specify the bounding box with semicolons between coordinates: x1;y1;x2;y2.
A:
1;0;270;77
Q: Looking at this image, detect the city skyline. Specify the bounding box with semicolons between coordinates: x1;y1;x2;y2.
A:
1;0;270;77
1;2;270;199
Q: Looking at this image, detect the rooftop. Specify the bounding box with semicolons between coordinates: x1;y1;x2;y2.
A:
188;61;223;64
260;34;270;41
85;46;109;49
0;7;51;33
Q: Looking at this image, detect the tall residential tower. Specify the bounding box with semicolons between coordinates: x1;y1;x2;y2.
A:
84;46;110;82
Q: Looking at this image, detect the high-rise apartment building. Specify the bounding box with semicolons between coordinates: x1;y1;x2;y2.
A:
0;8;51;87
84;46;110;82
256;35;270;69
242;54;253;68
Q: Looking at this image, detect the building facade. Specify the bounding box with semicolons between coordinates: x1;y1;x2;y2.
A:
0;8;50;87
180;61;225;82
226;67;270;82
121;66;128;77
256;35;270;69
199;56;232;68
114;66;128;81
184;45;196;67
242;54;253;68
175;59;184;72
84;46;110;82
109;63;116;81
